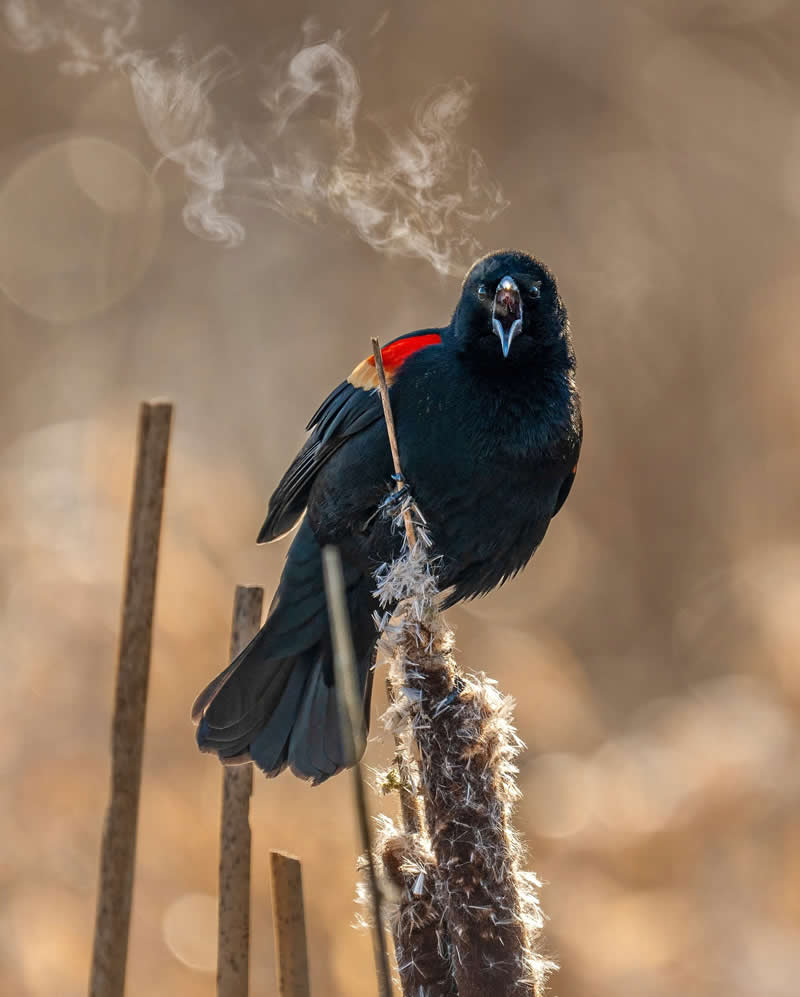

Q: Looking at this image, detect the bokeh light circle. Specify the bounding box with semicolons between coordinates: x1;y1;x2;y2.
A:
162;892;218;972
0;136;163;323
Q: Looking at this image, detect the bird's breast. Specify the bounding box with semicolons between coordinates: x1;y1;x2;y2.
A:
388;352;577;591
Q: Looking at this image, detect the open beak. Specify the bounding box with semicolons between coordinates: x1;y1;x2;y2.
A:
492;276;523;358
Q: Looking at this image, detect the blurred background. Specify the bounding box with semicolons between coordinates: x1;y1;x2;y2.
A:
2;0;800;994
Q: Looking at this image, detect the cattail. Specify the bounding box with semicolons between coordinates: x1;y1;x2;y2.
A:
377;506;555;997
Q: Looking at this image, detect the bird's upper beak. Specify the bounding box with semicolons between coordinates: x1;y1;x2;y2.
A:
492;276;523;358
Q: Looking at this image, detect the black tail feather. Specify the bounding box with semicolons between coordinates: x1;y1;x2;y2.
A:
194;518;377;783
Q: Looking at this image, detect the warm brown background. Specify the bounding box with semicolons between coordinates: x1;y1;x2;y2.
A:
2;1;800;995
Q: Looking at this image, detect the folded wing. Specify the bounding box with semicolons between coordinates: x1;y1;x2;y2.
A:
257;329;443;543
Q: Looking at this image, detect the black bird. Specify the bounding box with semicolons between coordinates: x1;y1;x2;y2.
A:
193;250;582;783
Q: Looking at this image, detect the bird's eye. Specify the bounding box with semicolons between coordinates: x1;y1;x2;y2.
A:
477;284;488;299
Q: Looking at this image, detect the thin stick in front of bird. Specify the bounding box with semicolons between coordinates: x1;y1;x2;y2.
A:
371;337;416;547
322;546;394;997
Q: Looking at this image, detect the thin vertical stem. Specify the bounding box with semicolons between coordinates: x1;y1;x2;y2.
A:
371;337;416;547
89;400;173;997
322;546;394;997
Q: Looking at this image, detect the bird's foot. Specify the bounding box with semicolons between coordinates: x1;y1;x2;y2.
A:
362;476;410;532
379;475;410;519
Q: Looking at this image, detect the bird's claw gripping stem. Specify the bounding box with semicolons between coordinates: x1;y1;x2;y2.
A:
379;475;410;519
362;475;410;532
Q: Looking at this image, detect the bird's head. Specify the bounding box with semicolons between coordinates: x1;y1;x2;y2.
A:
451;250;568;365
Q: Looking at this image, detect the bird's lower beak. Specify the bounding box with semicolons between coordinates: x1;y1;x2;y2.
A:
492;276;523;358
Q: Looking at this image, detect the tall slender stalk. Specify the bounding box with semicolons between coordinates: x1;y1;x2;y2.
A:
323;546;395;997
89;401;172;997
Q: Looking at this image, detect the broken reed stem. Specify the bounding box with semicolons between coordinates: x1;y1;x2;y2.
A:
269;851;311;997
218;586;264;997
89;400;173;997
322;546;394;997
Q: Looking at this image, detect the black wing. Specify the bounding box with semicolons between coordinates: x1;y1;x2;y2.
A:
257;330;442;543
257;382;381;543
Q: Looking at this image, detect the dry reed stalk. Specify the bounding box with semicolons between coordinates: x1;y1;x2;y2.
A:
370;337;416;546
269;851;311;997
89;400;173;997
218;586;264;997
370;345;555;996
323;546;395;997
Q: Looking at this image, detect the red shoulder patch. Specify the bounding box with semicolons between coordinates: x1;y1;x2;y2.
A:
348;332;441;389
370;333;442;372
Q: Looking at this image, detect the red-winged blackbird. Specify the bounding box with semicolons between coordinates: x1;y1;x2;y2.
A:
193;250;582;783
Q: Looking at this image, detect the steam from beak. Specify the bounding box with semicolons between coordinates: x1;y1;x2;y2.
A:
492;275;523;358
